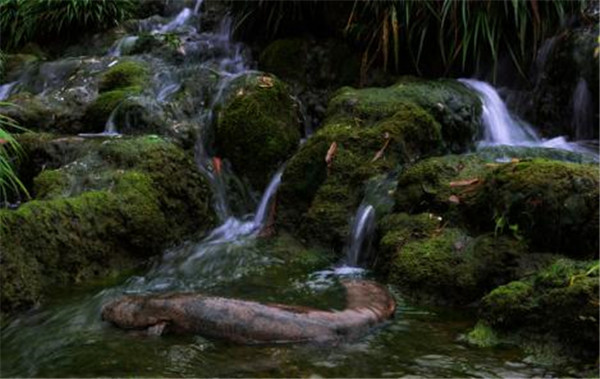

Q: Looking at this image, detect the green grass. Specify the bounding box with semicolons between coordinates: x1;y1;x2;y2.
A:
0;103;29;204
0;0;136;50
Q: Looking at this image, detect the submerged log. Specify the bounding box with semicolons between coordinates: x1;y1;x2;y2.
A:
101;280;396;344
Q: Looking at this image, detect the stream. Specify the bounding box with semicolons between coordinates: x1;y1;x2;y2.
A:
0;2;595;377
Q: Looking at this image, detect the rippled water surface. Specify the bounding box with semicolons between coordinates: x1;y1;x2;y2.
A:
0;237;566;378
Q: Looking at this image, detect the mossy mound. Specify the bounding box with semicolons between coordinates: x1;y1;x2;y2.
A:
83;86;142;131
394;153;489;217
394;155;599;256
216;73;301;189
278;102;441;249
480;258;599;359
0;135;215;315
465;159;599;256
1;92;88;134
326;77;482;153
389;231;527;304
375;212;442;275
98;61;149;92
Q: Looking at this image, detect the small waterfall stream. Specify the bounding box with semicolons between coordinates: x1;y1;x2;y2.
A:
345;204;376;267
459;78;596;155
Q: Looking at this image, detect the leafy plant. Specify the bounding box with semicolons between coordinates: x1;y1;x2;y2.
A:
0;0;136;50
230;0;584;84
345;0;584;83
0;103;29;204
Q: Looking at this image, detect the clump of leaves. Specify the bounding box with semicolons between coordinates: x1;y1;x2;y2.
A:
345;0;584;83
0;104;29;204
0;0;136;50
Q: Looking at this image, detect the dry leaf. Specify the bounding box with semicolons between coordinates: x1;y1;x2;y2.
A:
325;142;338;167
371;133;392;162
449;178;479;187
258;75;274;88
448;195;460;204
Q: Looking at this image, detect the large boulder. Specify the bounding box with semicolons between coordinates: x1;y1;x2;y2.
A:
0;135;215;315
479;258;599;360
389;230;528;305
393;154;599;257
216;73;301;189
278;102;442;249
326;77;482;153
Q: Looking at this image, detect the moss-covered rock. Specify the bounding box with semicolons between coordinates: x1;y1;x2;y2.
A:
1;135;215;315
375;212;441;275
465;321;500;348
326;77;482;152
389;231;528;304
98;61;149;93
278;102;441;249
465;159;599;256
394;153;488;217
216;73;301;189
480;258;599;359
83;86;142;131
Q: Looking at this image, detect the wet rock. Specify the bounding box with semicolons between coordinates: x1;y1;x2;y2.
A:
464;159;599;256
394;154;599;257
0;135;216;315
389;231;527;305
216;72;301;190
527;27;599;139
98;60;149;92
278;101;441;250
480;258;599;360
326;77;482;153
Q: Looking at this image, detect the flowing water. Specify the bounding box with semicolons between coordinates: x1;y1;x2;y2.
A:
0;5;590;378
459;78;597;157
345;204;376;268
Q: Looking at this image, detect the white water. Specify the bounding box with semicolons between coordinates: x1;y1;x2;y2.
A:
123;167;284;293
160;7;193;33
459;78;593;154
107;36;139;57
0;81;18;101
571;77;594;140
345;204;376;267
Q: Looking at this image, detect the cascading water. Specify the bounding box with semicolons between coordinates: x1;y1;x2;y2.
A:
459;78;596;155
571;77;594;140
0;81;18;101
346;204;376;267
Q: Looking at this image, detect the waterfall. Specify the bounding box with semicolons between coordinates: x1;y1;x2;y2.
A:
107;36;139;57
571;78;594;140
160;7;193;33
459;78;594;154
0;81;18;101
345;204;376;267
124;167;285;293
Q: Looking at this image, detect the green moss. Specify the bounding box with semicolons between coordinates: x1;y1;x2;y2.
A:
480;258;599;359
98;61;149;92
466;322;500;348
84;86;142;131
216;73;301;189
326;77;482;153
390;231;527;304
376;212;441;275
278;102;442;249
394;154;488;216
1;136;215;315
259;38;308;81
466;159;599;256
33;169;68;199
